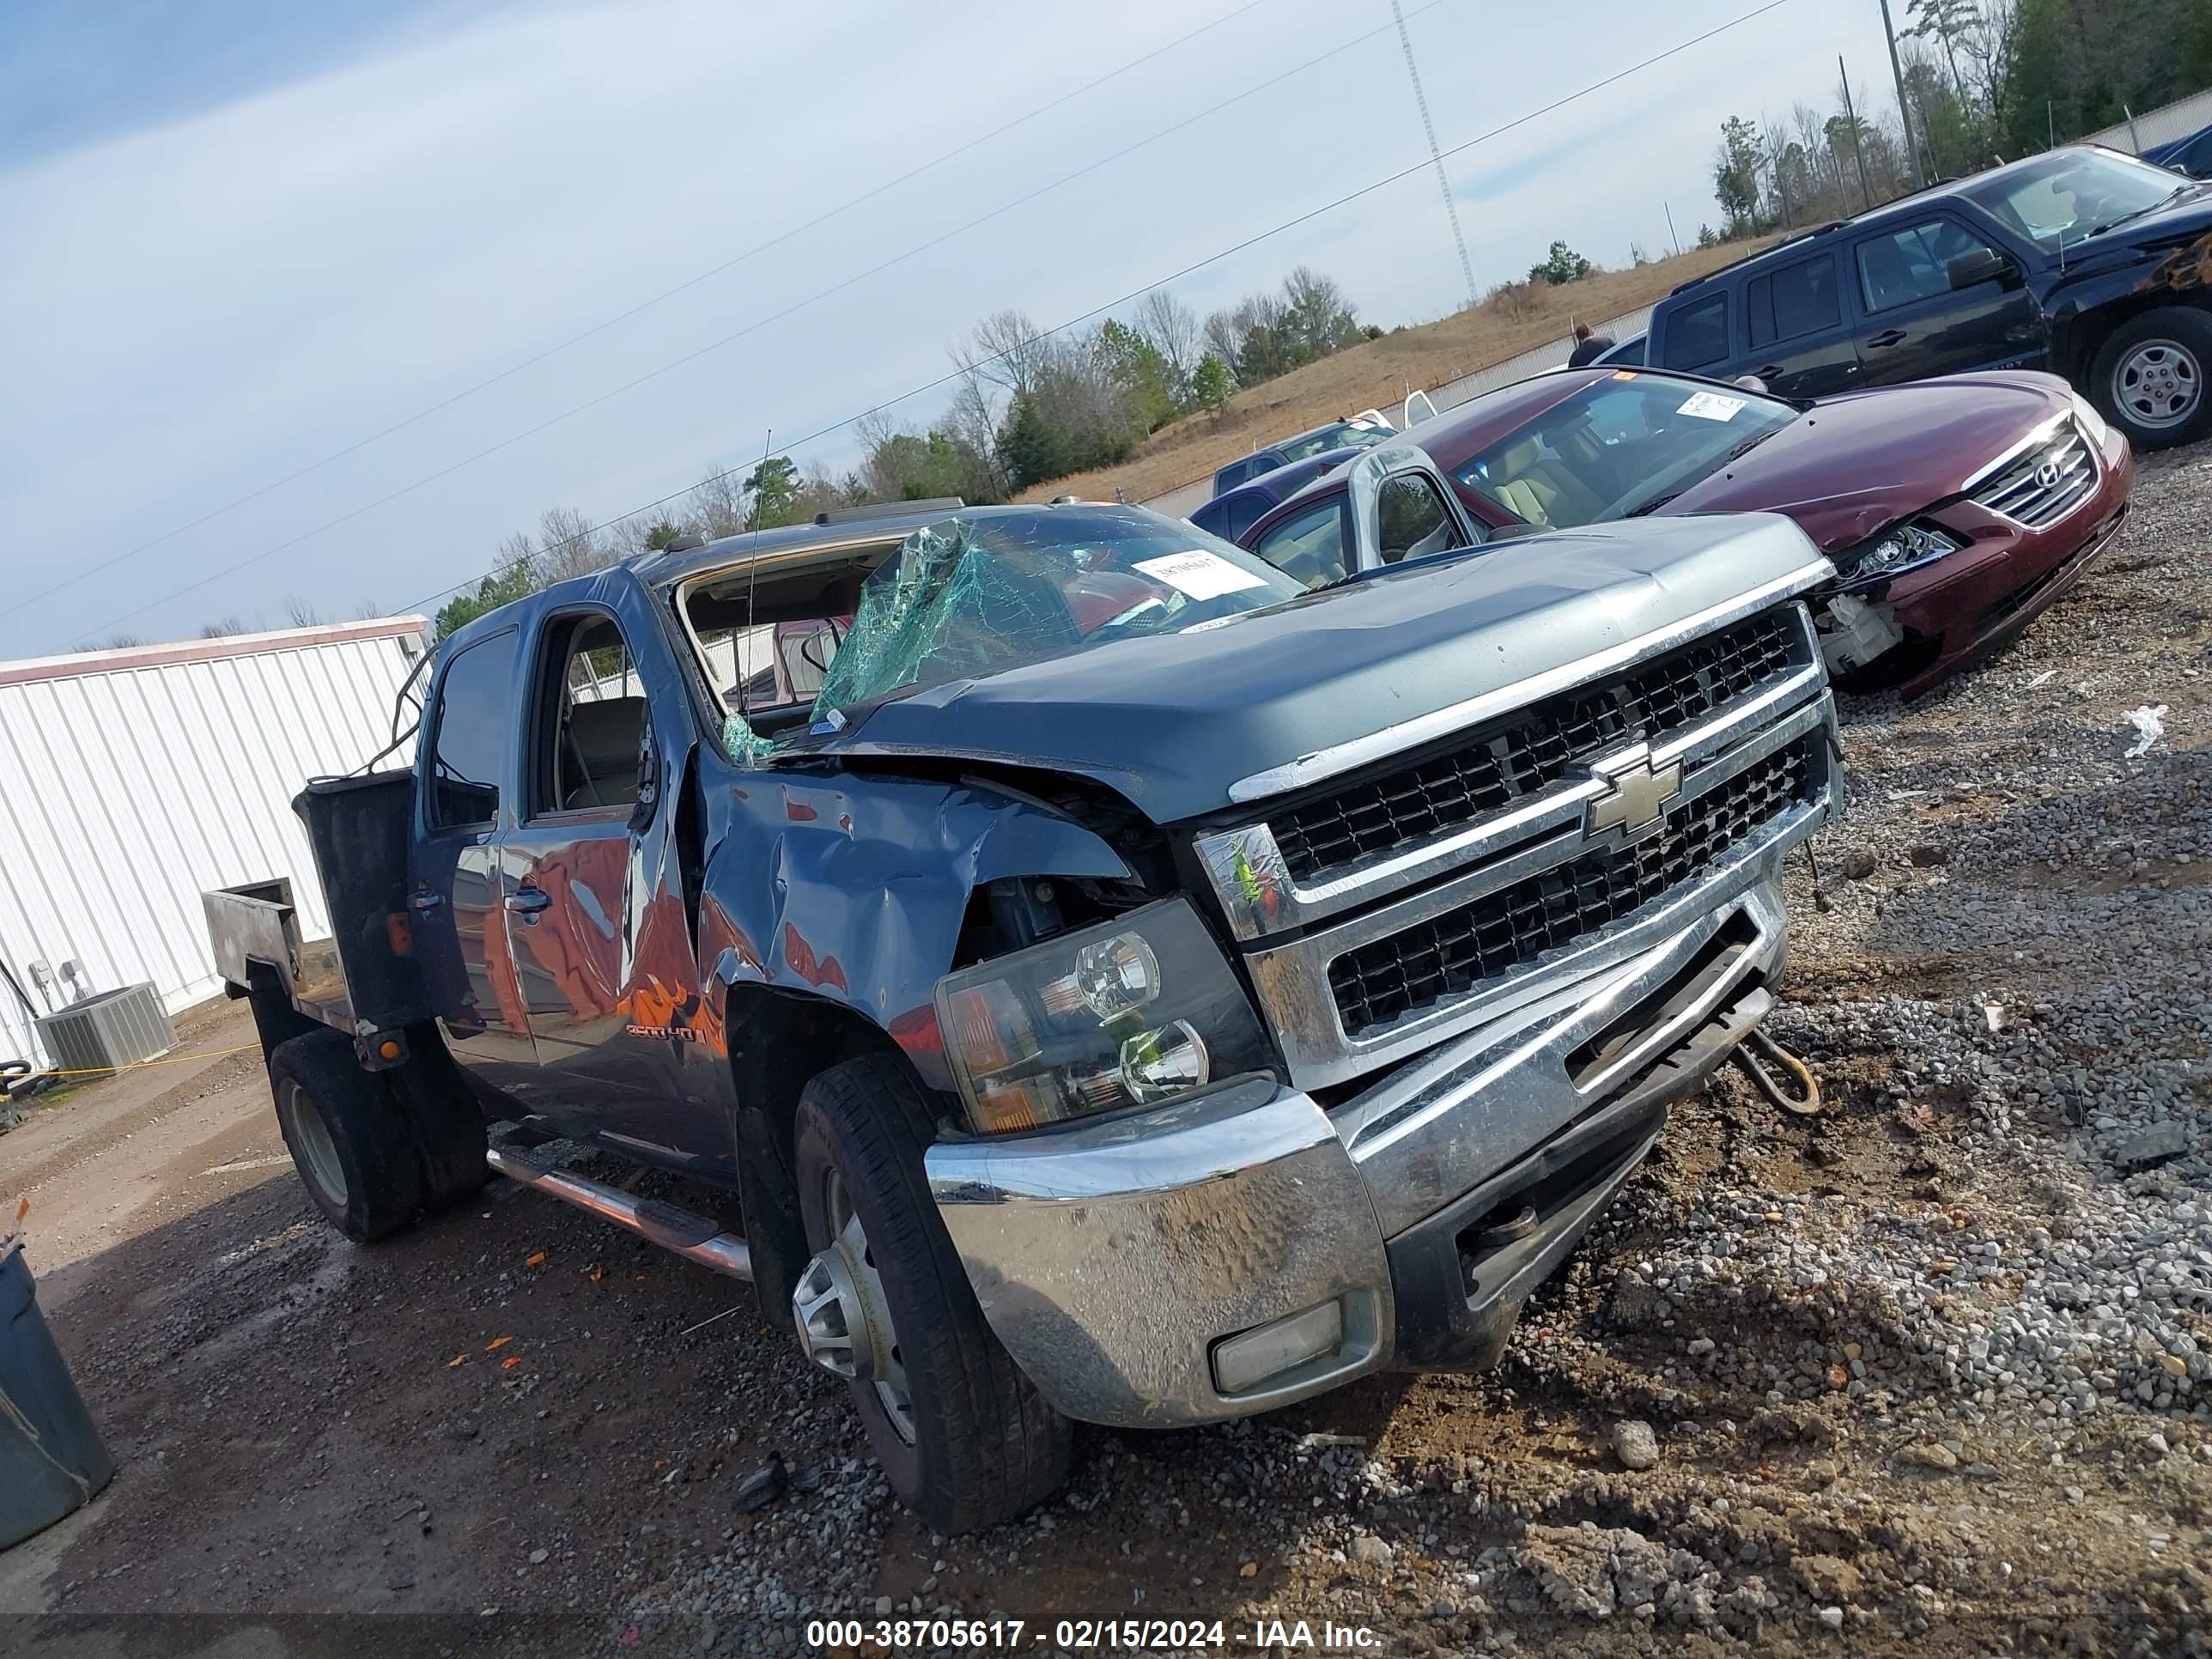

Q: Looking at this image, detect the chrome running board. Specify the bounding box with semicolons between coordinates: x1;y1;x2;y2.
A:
485;1142;752;1281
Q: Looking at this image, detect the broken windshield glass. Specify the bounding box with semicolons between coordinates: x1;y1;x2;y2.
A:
693;508;1304;763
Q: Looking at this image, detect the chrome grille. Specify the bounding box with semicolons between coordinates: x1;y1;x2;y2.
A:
1971;422;2096;528
1326;734;1817;1038
1269;608;1801;881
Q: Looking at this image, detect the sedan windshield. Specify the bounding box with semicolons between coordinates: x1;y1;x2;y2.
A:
688;508;1304;757
1964;149;2201;252
1276;421;1391;465
1451;375;1799;528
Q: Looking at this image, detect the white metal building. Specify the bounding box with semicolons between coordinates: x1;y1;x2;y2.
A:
0;617;428;1069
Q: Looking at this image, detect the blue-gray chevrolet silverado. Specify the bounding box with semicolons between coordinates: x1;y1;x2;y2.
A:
204;470;1838;1532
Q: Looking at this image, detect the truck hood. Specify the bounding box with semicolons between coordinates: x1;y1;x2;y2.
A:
1662;371;2075;551
823;512;1829;823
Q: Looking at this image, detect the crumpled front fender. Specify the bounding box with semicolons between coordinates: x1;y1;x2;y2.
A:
697;767;1133;1091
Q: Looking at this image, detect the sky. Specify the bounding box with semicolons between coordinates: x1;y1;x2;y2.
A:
2;0;1917;654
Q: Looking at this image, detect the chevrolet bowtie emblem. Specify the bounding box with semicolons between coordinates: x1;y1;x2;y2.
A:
1585;748;1681;841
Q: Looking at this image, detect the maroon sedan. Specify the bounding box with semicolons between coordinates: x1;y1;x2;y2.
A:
1235;367;2135;695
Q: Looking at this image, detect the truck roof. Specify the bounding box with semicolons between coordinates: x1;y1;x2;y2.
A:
1662;143;2133;301
630;500;1152;587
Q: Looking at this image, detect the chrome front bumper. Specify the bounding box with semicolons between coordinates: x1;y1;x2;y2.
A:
927;843;1805;1427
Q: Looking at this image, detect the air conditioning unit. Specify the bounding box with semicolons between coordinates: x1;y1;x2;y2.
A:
33;984;176;1078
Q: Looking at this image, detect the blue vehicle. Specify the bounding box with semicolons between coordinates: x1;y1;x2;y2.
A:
1209;414;1394;496
1643;144;2212;448
2141;123;2212;179
1188;446;1362;542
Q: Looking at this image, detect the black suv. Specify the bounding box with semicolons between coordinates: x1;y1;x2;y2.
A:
1646;144;2212;448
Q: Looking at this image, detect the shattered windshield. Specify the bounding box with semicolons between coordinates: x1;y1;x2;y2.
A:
685;508;1304;763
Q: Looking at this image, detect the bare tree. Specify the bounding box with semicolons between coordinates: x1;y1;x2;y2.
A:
352;596;385;620
282;593;325;628
1132;290;1203;396
953;308;1056;403
685;465;748;538
532;506;614;585
1200;308;1244;370
199;617;250;638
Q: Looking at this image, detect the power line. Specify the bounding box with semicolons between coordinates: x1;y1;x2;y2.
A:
100;0;1796;637
20;0;1278;619
85;1;1457;636
391;0;1796;620
397;0;1796;617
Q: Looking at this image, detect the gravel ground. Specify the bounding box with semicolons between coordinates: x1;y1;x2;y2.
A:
8;447;2210;1658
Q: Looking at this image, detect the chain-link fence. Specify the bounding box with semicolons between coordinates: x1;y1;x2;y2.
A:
2082;86;2212;157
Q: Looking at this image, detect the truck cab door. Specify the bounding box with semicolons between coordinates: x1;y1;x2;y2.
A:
410;626;540;1091
1846;212;2045;382
1741;249;1865;399
495;588;726;1172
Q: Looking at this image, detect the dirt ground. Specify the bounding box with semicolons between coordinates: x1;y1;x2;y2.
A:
4;453;2210;1658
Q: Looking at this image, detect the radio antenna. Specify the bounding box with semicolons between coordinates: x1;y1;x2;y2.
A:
738;427;772;722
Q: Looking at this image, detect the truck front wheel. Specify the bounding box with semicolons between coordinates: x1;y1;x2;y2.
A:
268;1030;425;1243
790;1054;1072;1534
2090;308;2212;449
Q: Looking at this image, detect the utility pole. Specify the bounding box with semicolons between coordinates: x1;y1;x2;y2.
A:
1877;0;1928;186
1664;202;1681;257
1839;58;1875;213
1390;0;1480;313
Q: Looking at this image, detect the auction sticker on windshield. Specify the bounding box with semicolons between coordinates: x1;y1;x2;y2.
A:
1135;550;1271;600
1676;391;1746;422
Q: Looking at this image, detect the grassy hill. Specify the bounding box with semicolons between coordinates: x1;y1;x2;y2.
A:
1022;235;1779;506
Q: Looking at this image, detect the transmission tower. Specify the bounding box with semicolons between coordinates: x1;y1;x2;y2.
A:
1391;0;1480;312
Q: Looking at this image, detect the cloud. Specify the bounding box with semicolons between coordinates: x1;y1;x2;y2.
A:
2;0;1904;650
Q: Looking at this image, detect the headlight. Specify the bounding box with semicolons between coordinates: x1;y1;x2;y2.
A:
2072;392;2112;451
1837;521;1962;585
935;896;1275;1134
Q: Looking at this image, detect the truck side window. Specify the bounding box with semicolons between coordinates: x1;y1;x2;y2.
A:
1856;218;1998;312
1660;293;1729;370
426;629;518;829
538;615;646;814
1376;473;1470;564
1746;256;1840;348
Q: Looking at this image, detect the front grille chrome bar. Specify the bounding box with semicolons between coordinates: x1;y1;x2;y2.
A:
1243;693;1834;1091
1197;640;1824;944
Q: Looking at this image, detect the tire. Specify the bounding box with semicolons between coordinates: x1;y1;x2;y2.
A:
268;1029;424;1243
792;1054;1072;1533
386;1025;489;1210
2088;308;2212;450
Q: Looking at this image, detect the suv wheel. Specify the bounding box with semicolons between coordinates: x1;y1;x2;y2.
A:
2091;309;2212;449
790;1054;1072;1534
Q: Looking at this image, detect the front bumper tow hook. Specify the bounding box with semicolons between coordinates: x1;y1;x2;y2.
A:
1730;1028;1822;1118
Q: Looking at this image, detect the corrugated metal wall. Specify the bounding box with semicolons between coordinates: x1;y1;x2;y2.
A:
0;619;428;1069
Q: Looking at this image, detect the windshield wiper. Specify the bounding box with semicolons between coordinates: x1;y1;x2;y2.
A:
1626;428;1779;517
2089;183;2195;239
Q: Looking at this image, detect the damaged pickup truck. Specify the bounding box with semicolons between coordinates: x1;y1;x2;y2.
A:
206;498;1838;1531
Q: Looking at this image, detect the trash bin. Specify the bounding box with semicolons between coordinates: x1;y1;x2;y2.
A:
0;1246;113;1548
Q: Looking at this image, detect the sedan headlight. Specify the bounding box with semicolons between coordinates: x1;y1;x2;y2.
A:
935;896;1275;1134
2072;392;2112;451
1836;521;1963;586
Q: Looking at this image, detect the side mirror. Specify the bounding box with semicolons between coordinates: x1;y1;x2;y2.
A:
1948;248;2014;290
